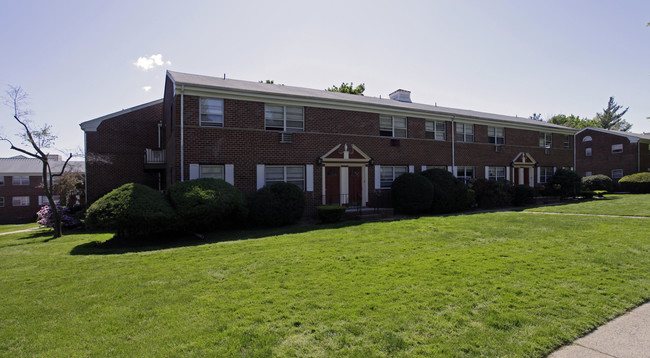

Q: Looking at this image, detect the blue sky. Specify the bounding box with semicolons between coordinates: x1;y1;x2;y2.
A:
1;0;649;158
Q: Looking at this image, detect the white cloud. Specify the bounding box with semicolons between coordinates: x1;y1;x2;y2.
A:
134;54;171;71
142;86;152;92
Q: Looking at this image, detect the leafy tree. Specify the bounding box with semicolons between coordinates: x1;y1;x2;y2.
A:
327;82;365;95
595;96;632;131
259;80;274;84
1;86;72;238
51;171;84;206
529;113;543;121
548;114;598;129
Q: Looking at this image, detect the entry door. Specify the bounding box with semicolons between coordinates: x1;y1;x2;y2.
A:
325;167;340;205
348;167;362;206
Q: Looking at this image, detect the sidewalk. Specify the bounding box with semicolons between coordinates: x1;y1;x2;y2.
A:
549;301;650;358
0;227;41;236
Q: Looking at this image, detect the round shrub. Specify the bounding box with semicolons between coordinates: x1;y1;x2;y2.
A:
85;183;176;240
168;178;247;232
472;179;513;208
512;185;535;206
421;168;468;213
582;174;613;192
618;172;650;193
390;173;434;214
316;205;346;223
549;169;582;198
247;182;306;226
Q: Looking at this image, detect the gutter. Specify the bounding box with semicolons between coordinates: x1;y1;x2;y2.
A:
180;85;185;182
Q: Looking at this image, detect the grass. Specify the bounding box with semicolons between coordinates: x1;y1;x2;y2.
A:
523;193;650;217
0;223;40;234
0;196;649;357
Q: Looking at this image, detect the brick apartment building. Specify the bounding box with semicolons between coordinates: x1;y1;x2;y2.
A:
0;155;84;224
81;70;577;212
575;127;650;181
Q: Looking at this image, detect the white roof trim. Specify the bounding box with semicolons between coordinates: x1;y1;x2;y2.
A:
79;99;163;132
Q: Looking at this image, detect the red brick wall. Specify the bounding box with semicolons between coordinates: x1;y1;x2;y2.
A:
85;102;164;203
575;129;640;179
0;175;44;224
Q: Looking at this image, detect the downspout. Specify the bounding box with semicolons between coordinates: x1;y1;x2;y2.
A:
638;142;641;173
573;133;576;172
451;116;455;174
180;85;185;182
83;131;88;203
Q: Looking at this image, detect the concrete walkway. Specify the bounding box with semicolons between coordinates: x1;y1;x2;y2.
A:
549;302;650;358
0;227;41;236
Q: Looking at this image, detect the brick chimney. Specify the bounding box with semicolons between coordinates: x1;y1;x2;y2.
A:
389;89;412;103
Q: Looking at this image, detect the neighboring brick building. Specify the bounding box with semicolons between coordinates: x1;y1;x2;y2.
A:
575;127;650;181
81;70;577;213
0;155;84;224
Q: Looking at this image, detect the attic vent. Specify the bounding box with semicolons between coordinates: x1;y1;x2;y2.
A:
280;132;293;143
389;89;412;103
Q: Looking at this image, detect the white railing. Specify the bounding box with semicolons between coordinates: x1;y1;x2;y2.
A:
145;149;166;164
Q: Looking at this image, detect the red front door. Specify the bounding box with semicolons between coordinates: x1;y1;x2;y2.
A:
349;167;362;206
325;167;340;205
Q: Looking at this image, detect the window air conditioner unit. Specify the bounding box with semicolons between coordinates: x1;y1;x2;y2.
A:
280;132;293;143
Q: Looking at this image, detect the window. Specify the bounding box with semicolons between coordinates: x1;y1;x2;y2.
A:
487;166;506;181
488;127;504;145
564;135;570;149
611;144;623;154
265;104;304;132
456;166;474;183
380;166;408;188
38;196;60;206
425;120;446;140
200;165;224;180
0;197;4;207
380;115;407;138
0;176;4;185
12;196;29;207
611;169;624;180
585;171;592;177
455;123;474;142
539;132;552;148
265;166;305;190
582;136;592;142
585;148;592;157
12;176;29;186
539;167;554;184
199;98;224;127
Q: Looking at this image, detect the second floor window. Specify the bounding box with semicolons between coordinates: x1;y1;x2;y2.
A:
455;123;474;142
199;98;224;127
564;135;571;149
265;105;304;132
425;120;446;140
539;132;552;148
0;176;4;185
611;144;623;154
380;116;407;138
12;176;29;186
488;127;504;145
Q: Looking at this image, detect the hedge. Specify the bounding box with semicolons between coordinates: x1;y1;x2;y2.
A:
421;169;468;213
391;173;434;214
247;182;306;226
316;206;347;223
618;172;650;193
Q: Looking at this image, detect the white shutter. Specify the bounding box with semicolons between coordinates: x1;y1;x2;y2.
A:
485;166;490;179
374;165;381;189
506;167;511;181
421;165;427;172
408;165;415;173
189;164;199;180
447;166;453;173
225;164;234;185
256;164;265;189
553;167;557;173
305;164;314;192
537;167;541;183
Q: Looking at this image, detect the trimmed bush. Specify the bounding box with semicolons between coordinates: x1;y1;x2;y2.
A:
472;179;513;208
512;185;535;206
421;169;468;213
582;174;613;192
391;173;434;214
549;169;582;198
618;172;650;193
85;183;176;240
316;206;346;223
247;182;306;226
168;178;247;232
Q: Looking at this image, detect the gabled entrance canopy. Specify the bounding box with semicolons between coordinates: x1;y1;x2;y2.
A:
319;144;371;207
511;152;537;168
510;152;536;186
319;143;372;165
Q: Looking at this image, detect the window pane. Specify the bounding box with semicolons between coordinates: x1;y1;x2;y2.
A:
286;166;304;181
380;116;392;130
465;125;474;135
393;117;406;129
394;128;407;138
425;120;434;132
200;165;224;179
265;105;284;119
285;106;303;120
200;98;224;126
488;127;495;137
394;166;408;177
436;122;445;132
265;167;284;182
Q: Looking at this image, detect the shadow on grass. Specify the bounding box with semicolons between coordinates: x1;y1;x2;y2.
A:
70;220;367;256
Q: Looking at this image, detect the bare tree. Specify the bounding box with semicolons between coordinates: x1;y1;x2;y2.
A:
1;86;72;238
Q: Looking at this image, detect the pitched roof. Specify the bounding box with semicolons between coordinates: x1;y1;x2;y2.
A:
576;127;650;143
79;99;163;132
0;157;84;176
167;70;576;133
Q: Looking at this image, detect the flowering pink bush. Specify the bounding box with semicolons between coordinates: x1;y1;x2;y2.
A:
36;205;79;228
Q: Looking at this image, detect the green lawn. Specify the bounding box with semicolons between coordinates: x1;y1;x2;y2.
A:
0;223;40;234
524;193;650;217
1;197;649;357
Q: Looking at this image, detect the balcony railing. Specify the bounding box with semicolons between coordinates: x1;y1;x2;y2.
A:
144;149;166;168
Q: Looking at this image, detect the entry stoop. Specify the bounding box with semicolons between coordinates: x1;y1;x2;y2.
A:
344;207;394;221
